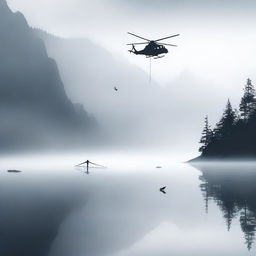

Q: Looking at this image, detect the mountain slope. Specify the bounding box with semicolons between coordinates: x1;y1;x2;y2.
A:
0;0;96;151
35;29;219;153
34;29;174;148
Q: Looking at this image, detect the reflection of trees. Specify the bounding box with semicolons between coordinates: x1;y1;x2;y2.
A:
240;206;256;250
194;163;256;250
199;175;239;231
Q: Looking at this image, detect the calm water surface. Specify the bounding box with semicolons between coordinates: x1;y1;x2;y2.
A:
0;154;256;256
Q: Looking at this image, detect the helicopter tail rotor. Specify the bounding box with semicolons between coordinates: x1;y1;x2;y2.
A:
129;44;138;54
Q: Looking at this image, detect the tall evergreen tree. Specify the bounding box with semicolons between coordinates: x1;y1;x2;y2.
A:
199;116;213;152
214;100;236;139
240;78;255;120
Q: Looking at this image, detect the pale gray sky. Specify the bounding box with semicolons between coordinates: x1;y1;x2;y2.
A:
6;0;256;88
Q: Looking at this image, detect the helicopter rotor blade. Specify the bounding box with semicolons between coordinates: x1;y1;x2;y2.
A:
158;43;178;47
127;32;151;42
155;34;180;42
127;42;149;45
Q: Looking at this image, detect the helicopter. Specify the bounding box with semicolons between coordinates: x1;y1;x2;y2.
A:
127;32;179;59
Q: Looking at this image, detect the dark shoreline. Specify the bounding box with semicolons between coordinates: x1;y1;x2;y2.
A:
187;155;256;163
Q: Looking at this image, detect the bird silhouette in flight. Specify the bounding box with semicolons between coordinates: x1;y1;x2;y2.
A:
160;186;166;194
114;87;118;91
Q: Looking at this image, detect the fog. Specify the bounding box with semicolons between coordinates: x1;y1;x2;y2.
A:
3;2;256;255
2;155;256;255
3;0;256;157
7;0;256;84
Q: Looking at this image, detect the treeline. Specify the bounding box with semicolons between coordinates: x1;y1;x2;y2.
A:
199;79;256;158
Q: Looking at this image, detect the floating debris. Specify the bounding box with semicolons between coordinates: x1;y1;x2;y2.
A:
75;160;106;173
160;186;166;194
7;170;22;173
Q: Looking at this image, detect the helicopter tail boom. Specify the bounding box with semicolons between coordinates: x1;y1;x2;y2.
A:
129;45;139;54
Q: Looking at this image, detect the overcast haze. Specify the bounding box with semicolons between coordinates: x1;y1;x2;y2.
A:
6;0;256;157
7;0;256;84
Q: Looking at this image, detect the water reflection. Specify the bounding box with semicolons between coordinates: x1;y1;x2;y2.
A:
0;168;88;256
1;155;256;256
193;162;256;250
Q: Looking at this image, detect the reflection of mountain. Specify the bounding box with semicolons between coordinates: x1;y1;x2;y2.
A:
0;171;87;256
193;163;256;250
0;0;96;151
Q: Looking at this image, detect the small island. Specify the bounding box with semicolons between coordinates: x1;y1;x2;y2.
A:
192;78;256;161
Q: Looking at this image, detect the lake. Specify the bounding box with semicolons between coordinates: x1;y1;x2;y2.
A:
0;153;256;256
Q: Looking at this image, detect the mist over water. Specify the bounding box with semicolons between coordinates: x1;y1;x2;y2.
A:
1;154;256;256
2;0;256;255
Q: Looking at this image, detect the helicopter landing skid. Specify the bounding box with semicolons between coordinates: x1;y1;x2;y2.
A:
154;55;165;59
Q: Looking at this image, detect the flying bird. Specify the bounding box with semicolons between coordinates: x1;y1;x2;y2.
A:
160;186;166;194
114;87;118;91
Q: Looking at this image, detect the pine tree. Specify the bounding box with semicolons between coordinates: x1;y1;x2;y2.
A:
214;100;236;139
240;78;255;121
199;116;213;152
